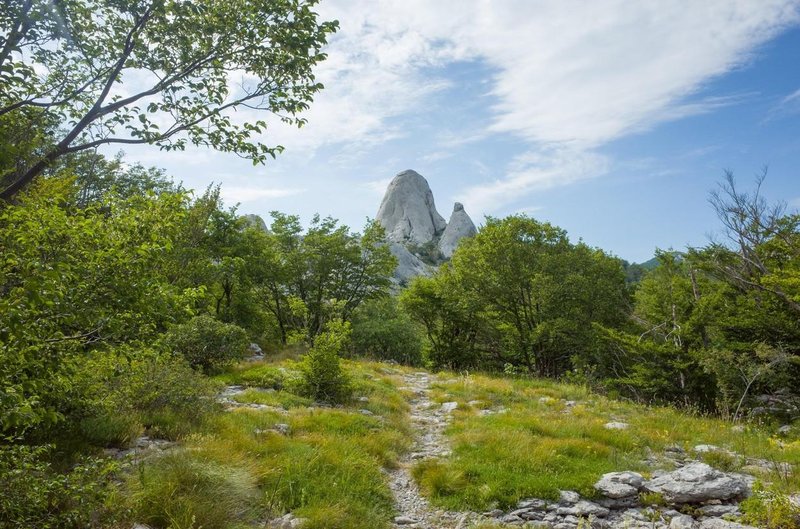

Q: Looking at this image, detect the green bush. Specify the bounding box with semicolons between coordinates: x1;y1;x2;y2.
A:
740;483;800;529
68;349;219;445
163;315;249;372
299;320;352;403
0;444;123;529
351;297;423;365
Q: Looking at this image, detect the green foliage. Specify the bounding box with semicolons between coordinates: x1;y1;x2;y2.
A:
299;321;353;403
402;215;630;375
0;0;338;198
250;213;396;345
406;239;444;265
0;444;122;529
68;349;219;444
163;315;249;372
740;483;800;529
0;178;202;436
351;296;424;365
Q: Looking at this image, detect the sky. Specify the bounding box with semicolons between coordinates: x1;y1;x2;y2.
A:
115;0;800;263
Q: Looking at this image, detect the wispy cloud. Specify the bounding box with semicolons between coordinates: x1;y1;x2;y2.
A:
457;148;610;214
220;186;306;204
295;0;798;215
362;178;393;196
765;86;800;122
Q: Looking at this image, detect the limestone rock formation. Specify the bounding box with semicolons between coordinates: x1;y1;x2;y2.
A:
241;213;268;232
376;169;446;245
438;202;477;258
644;462;750;503
375;169;477;282
387;242;431;285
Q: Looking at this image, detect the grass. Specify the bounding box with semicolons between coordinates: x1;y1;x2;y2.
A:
126;357;414;529
124;358;800;528
413;371;800;512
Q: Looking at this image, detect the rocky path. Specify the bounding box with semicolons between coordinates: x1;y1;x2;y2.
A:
388;372;475;529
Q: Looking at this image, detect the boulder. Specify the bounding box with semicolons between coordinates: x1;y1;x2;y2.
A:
669;515;697;529
376;169;446;245
644;463;749;504
604;421;629;430
558;490;580;505
441;401;458;413
595;471;644;499
438;202;477;258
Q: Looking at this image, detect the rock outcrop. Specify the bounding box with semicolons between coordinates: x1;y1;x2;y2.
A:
438;202;477;258
375;169;476;282
388;242;432;285
241;213;268;232
376;170;446;245
644;462;750;504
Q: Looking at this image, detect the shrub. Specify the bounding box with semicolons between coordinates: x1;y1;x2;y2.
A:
163;315;249;372
740;483;800;529
68;349;219;445
0;444;123;529
351;297;423;365
299;320;352;403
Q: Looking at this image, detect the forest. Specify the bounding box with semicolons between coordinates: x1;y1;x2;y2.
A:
1;1;799;529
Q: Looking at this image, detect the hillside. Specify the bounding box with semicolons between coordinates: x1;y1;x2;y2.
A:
114;353;800;529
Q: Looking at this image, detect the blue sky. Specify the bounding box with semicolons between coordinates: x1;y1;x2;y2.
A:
116;0;800;263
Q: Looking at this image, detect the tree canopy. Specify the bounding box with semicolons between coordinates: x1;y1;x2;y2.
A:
0;0;338;199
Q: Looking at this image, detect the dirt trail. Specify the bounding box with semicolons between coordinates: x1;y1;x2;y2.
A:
387;371;476;529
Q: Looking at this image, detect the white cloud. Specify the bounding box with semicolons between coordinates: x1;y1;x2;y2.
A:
457;148;610;213
784;88;800;104
362;177;393;196
274;0;797;214
220;186;305;204
119;1;800;217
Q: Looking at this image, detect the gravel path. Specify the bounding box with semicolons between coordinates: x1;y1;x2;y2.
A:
387;372;476;529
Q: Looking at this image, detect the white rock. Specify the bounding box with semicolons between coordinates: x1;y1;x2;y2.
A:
698;504;739;517
605;421;629;430
644;463;749;504
376;169;446;245
558;490;580;505
699;519;758;529
438;202;477;258
595;471;645;499
441;401;458;413
557;500;610;518
693;444;721;453
669;515;696;529
387;242;432;285
394;515;419;525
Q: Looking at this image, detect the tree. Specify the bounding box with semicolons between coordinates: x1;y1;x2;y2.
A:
249;213;396;345
0;0;338;199
451;216;629;376
351;296;423;365
707;169;800;315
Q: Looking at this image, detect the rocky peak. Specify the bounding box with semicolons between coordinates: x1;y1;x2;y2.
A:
376;170;447;245
439;202;477;258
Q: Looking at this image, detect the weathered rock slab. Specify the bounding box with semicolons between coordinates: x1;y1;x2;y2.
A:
644;463;749;503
